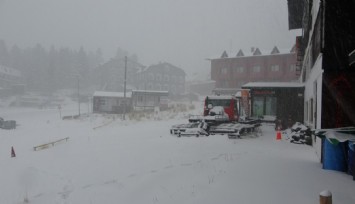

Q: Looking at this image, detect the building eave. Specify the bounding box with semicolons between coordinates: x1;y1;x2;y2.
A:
287;0;304;30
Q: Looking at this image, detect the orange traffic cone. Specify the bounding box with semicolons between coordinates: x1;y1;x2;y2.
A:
276;131;282;140
11;146;16;158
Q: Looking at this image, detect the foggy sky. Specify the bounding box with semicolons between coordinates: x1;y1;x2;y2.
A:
0;0;300;79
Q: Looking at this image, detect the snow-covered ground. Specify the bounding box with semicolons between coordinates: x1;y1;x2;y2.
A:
1;101;354;204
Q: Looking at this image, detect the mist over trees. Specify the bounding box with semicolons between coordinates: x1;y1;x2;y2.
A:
0;39;140;94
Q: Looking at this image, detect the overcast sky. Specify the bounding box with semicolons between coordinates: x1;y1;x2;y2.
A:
0;0;300;79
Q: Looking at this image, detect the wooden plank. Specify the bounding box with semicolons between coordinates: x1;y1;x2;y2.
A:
33;137;69;151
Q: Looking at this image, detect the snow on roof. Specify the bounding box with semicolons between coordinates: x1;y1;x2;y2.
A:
93;91;132;98
132;90;169;95
242;82;304;88
187;80;215;85
133;90;168;93
208;47;295;60
206;95;234;100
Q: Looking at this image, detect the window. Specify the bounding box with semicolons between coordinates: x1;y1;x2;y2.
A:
289;64;296;72
221;67;228;74
236;67;244;73
206;99;231;107
99;98;105;105
253;97;264;117
156;74;162;81
305;101;308;122
270;65;280;72
220;81;228;88
265;97;277;115
309;98;313;123
253;65;261;72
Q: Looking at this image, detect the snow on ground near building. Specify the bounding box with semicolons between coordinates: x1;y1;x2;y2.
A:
1;102;354;204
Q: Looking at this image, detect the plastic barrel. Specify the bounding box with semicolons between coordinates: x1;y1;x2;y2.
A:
348;142;354;175
323;139;347;172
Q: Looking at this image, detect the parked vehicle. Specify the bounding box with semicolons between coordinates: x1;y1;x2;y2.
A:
171;91;261;138
0;117;16;130
171;121;209;137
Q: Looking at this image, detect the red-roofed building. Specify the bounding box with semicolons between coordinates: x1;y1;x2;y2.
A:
209;46;298;89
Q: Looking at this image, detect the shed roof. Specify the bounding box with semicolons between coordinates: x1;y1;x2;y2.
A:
132;90;169;96
93;91;132;98
287;0;304;30
242;82;304;88
206;95;235;100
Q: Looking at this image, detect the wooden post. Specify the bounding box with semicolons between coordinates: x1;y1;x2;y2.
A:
320;190;332;204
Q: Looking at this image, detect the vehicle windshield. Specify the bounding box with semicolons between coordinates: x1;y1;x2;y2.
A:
206;99;231;107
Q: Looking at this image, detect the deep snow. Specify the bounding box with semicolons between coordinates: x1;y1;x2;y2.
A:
1;101;354;204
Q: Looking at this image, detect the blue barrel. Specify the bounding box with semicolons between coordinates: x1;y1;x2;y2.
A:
348;142;354;175
323;139;347;172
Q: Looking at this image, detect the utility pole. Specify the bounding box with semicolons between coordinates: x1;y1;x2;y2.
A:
77;75;80;116
123;56;127;120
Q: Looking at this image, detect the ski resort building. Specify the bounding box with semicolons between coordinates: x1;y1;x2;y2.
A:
131;90;169;111
288;0;355;129
242;82;304;125
287;0;355;161
93;90;169;114
135;62;186;98
209;46;298;89
93;91;132;114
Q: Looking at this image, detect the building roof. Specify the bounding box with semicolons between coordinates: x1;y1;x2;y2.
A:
0;65;22;77
140;62;186;76
95;57;143;74
206;95;235;100
208;46;295;60
93;91;132;98
287;0;304;30
242;82;304;88
132;90;169;96
212;88;242;95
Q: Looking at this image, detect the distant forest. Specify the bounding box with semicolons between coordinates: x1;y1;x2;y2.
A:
0;39;135;94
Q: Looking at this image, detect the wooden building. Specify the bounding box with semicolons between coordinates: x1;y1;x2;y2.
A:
93;90;169;113
242;82;304;124
93;91;132;114
131;90;169;111
136;62;185;97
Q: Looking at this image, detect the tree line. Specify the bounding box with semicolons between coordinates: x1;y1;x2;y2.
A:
0;39;109;93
